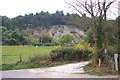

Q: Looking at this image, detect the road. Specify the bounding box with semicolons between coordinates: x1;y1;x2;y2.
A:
1;61;118;78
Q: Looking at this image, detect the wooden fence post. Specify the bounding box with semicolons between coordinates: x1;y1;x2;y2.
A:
36;45;38;56
114;54;118;71
20;53;22;62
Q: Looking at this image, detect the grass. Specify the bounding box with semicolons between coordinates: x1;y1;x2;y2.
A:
1;45;80;70
2;46;55;64
84;62;119;76
1;53;78;70
2;45;118;75
1;61;68;70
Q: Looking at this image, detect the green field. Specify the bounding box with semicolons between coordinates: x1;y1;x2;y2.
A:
2;46;55;64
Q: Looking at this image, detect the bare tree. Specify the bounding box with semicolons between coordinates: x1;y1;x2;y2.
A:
66;0;117;65
66;0;116;49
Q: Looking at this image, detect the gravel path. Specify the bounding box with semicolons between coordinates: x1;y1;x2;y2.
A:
1;61;118;78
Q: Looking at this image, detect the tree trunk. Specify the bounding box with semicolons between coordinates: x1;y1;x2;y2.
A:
104;11;108;54
92;17;98;65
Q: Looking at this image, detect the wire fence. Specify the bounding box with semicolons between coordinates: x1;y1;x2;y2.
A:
2;55;20;64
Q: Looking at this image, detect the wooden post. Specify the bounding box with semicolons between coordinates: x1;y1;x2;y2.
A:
98;59;101;67
114;54;118;71
20;53;22;62
36;45;38;56
41;27;43;46
104;48;108;54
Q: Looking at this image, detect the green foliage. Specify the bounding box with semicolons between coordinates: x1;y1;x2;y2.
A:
96;17;104;49
66;14;92;31
28;37;39;45
2;11;91;31
2;26;28;45
2;11;92;45
85;16;118;66
2;53;75;70
2;16;15;29
50;43;93;61
56;34;75;46
75;41;93;51
2;46;54;64
39;35;54;45
116;16;120;71
107;20;118;46
85;17;104;49
85;27;94;45
2;59;71;70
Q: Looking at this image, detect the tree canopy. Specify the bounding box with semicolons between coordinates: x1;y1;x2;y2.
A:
2;11;91;31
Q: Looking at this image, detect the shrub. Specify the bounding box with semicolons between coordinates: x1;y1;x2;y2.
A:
50;43;93;61
56;34;75;46
39;35;54;44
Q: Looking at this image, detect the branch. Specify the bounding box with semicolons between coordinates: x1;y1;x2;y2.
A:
106;0;116;10
84;1;94;17
66;1;84;15
90;0;94;17
97;0;103;17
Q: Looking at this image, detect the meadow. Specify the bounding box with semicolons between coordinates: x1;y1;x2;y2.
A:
2;46;73;70
2;46;54;64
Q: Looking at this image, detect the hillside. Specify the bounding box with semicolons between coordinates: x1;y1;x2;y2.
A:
2;11;91;31
25;25;85;44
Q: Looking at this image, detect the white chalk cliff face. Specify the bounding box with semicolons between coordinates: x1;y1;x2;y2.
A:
49;25;85;43
26;25;85;43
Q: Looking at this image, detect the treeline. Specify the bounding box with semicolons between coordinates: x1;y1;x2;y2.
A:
1;11;119;46
1;11;91;46
2;27;29;45
2;11;91;31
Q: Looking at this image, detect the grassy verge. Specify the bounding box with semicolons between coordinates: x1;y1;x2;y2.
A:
84;62;119;76
1;60;79;71
1;54;80;70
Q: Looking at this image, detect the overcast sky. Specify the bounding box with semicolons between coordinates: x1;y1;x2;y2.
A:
0;0;118;19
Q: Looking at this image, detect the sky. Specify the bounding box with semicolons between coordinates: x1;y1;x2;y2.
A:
0;0;118;19
0;0;71;18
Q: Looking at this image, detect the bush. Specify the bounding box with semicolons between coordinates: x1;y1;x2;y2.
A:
39;35;54;44
50;43;93;61
56;34;75;46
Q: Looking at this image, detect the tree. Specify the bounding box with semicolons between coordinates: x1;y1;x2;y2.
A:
67;0;116;65
2;16;15;29
39;35;53;45
2;11;94;31
116;16;120;71
2;27;28;45
85;27;94;45
56;34;75;46
66;13;92;31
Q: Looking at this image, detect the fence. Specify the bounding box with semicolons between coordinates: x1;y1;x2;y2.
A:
2;53;31;65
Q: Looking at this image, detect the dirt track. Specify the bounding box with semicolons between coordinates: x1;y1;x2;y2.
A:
1;61;118;78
